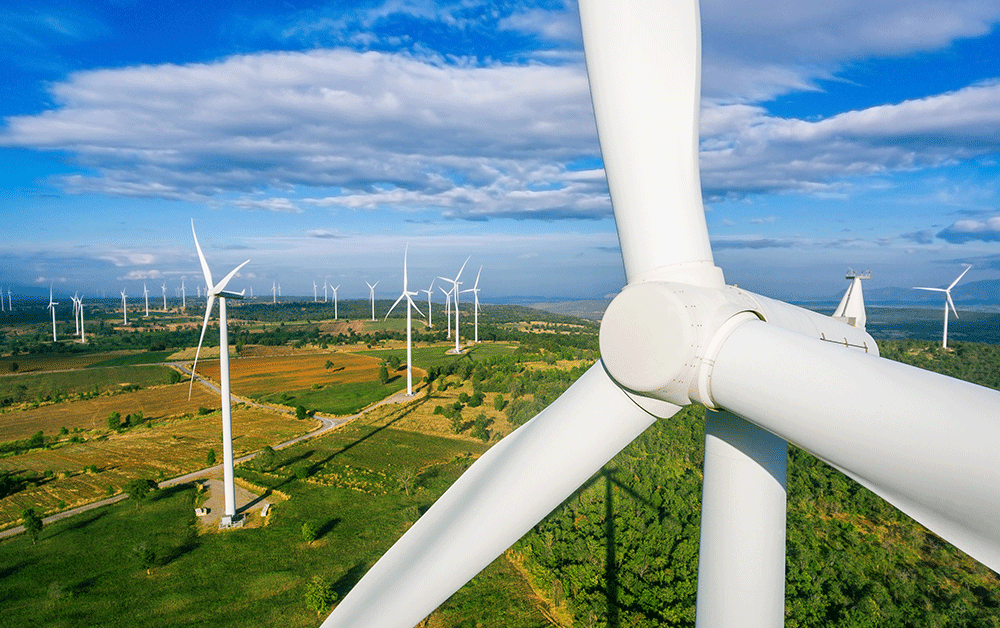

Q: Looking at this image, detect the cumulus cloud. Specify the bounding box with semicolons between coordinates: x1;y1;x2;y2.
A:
937;216;1000;242
118;270;164;280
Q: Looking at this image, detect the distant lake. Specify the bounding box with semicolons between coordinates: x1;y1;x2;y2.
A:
800;303;1000;345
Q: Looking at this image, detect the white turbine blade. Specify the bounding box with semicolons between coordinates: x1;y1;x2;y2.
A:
946;292;959;319
473;265;481;289
405;294;424;318
320;362;669;628
454;256;470;283
949;264;972;291
579;0;714;284
384;292;405;320
913;287;946;292
212;260;250;294
191;219;215;289
188;294;216;400
709;319;1000;572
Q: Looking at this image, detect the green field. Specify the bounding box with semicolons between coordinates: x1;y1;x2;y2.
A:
360;342;517;370
0;405;553;628
0;365;178;407
84;351;176;368
256;378;410;416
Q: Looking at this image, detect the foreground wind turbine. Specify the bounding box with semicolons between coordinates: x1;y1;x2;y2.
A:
47;287;58;342
366;281;379;321
385;247;424;396
320;1;1000;627
420;279;435;328
914;264;972;349
438;257;469;353
120;290;128;325
461;266;483;343
188;219;249;524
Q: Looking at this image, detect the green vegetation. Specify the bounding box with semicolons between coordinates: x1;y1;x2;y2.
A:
258;379;409;416
0;365;176;409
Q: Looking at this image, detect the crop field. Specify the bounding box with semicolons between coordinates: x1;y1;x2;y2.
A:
0;351;142;373
0;399;318;527
198;352;381;395
0;381;218;442
0;365;179;411
360;342;517;371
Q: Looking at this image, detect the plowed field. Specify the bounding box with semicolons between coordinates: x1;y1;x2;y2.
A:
197;352;381;396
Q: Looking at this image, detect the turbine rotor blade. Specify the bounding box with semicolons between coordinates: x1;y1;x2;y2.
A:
191;219;214;289
708;319;1000;572
188;294;215;401
212;260;250;295
384;293;405;320
946;292;959;319
949;264;972;290
320;363;669;627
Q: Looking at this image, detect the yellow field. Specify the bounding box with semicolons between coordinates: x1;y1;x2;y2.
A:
197;352;382;396
0;402;319;527
0;382;219;442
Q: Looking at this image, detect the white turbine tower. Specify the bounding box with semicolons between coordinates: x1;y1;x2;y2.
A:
188;220;249;525
385;247;424;396
420;279;435;328
197;284;202;299
47;287;58;342
318;1;1000;627
271;281;277;304
181;280;186;310
460;267;482;343
440;286;452;339
161;283;167;310
914;265;972;349
324;276;329;303
120;290;128;325
313;281;318;302
78;296;86;343
143;283;150;317
5;288;10;311
438;257;469;354
71;292;80;336
366;281;379;321
331;284;340;319
277;283;281;298
0;286;4;312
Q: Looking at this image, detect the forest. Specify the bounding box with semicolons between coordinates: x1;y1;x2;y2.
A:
513;339;1000;627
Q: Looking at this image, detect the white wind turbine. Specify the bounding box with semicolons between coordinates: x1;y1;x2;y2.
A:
0;286;4;312
180;280;186;310
439;286;452;339
437;257;469;354
197;284;202;299
271;281;277;304
5;288;9;311
277;283;281;298
249;285;254;299
330;284;340;319
420;279;435;328
78;295;86;343
71;292;80;336
120;289;128;325
188;220;249;525
47;287;58;342
914;265;972;349
319;1;1000;626
385;247;424;396
323;276;329;302
143;283;150;317
460;266;482;343
161;283;167;310
313;281;319;302
366;281;379;321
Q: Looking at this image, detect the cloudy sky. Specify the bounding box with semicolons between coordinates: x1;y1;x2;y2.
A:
2;0;1000;302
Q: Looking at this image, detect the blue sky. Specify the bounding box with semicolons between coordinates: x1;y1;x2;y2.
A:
2;0;1000;302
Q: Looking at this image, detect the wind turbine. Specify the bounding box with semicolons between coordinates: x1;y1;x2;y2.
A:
324;276;329;303
180;280;186;310
331;284;340;319
5;288;9;311
0;286;4;312
71;292;80;336
420;279;435;328
272;281;277;304
188;219;249;526
313;281;319;302
120;289;128;325
249;285;254;299
78;295;86;343
366;281;379;321
385;247;424;396
461;267;482;343
277;283;281;298
914;265;972;349
438;256;469;353
143;283;150;317
197;284;202;299
161;283;167;310
47;287;58;342
319;1;1000;627
440;286;452;339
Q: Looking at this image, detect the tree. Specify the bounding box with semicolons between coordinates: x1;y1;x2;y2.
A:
126;478;158;509
302;521;318;544
324;360;334;370
387;354;401;370
296;405;308;421
378;365;389;385
21;507;43;545
397;467;417;496
206;448;216;465
304;575;337;616
494;393;506;412
107;412;121;430
132;541;156;574
256;445;276;470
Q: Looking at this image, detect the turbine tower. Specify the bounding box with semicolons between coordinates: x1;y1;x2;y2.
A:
914;264;971;349
188;219;249;526
832;269;870;329
420;279;435;328
440;286;452;339
161;283;167;310
78;296;86;343
385;246;424;396
120;290;128;325
143;283;150;317
366;281;379;321
324;276;329;302
272;281;277;304
313;281;318;302
47;287;58;342
71;292;80;336
331;284;340;319
180;280;186;310
319;1;1000;626
461;267;482;343
438;257;469;354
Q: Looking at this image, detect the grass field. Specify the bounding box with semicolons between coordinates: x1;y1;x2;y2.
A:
0;365;179;410
0;351;143;374
0;398;554;628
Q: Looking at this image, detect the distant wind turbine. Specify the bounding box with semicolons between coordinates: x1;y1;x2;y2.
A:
143;283;150;317
250;285;254;299
78;296;86;343
313;281;319;302
331;284;340;319
161;283;167;310
324;276;329;303
5;288;9;311
181;280;186;310
438;256;470;353
47;287;58;342
272;281;277;304
0;286;4;312
440;286;452;339
278;283;281;298
366;281;379;321
914;264;972;349
71;292;80;336
420;279;435;328
188;219;250;525
120;290;128;325
385;247;425;396
461;267;483;343
197;284;202;299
